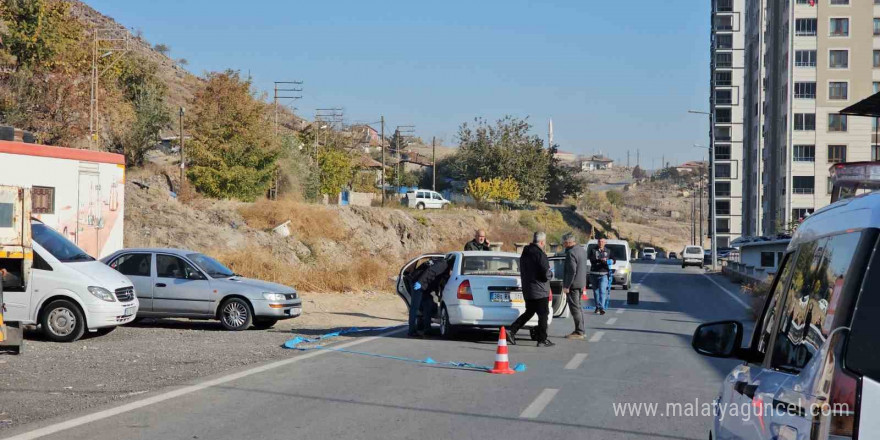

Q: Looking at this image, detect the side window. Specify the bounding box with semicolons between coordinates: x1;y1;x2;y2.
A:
111;253;151;277
770;232;862;372
756;253;795;357
432;193;443;200
32;250;53;271
156;255;201;280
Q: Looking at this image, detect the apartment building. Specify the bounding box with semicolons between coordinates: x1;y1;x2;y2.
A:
745;0;880;236
712;0;747;248
742;0;768;237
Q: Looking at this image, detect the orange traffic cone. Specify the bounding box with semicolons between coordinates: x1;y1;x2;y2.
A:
490;327;516;375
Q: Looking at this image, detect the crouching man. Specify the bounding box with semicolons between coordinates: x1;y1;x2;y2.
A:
408;259;449;338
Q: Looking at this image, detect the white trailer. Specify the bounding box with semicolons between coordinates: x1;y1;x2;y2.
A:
0;140;125;258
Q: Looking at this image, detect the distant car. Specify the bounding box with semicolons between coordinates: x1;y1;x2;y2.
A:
681;246;704;268
396;251;567;337
403;189;450;210
642;247;657;260
102;248;301;331
669;251;678;259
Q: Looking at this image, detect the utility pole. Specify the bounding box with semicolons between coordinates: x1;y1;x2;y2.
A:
381;116;385;206
89;27;130;150
627;150;630;168
394;125;415;191
273;81;303;136
692;185;697;245
315;108;344;156
179;107;185;193
432;136;437;191
637;149;641;168
699;160;704;246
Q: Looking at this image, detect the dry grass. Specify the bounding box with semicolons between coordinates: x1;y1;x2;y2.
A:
213;246;399;293
238;199;347;241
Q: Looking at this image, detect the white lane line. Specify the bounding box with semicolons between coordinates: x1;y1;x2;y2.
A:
616;308;625;314
564;353;588;370
519;388;559;419
700;273;751;310
606;317;618;325
589;331;605;342
3;327;406;440
635;261;660;285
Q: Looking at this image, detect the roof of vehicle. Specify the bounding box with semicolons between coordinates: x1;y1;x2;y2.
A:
585;239;630;247
454;250;521;258
788;191;880;251
106;248;198;256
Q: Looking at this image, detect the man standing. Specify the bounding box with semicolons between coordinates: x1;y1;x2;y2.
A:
562;233;587;339
408;259;449;337
588;238;612;315
507;232;554;347
464;229;491;251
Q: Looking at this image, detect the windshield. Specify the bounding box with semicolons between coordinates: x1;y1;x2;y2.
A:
188;253;235;278
586;244;628;262
461;256;520;276
644;248;655;253
686;247;702;254
31;223;94;262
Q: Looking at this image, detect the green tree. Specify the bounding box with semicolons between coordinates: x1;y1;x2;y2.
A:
546;144;587;204
107;56;170;166
0;0;85;71
605;190;623;207
317;148;354;197
186;70;280;200
154;43;171;56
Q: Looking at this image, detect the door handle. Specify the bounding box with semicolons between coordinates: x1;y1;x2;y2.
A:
155;283;166;288
734;381;758;399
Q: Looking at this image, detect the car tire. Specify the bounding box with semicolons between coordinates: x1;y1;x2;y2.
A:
416;203;425;210
439;305;456;338
253;318;279;330
682;264;686;269
442;203;450;210
219;298;253;331
40;299;86;342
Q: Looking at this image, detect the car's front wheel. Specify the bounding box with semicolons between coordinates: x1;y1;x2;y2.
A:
41;299;86;342
416;202;425;210
219;298;253;331
439;305;456;338
253;317;279;330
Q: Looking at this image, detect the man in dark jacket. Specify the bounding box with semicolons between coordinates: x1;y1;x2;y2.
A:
464;230;491;251
408;258;449;337
588;238;613;315
507;232;554;347
562;233;587;339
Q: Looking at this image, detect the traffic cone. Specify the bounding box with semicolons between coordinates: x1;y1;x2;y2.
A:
490;327;516;375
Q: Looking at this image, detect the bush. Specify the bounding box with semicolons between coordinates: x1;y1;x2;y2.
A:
518;207;568;236
605;190;623;207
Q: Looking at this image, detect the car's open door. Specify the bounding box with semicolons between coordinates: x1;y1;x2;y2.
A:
548;256;570;318
396;254;446;310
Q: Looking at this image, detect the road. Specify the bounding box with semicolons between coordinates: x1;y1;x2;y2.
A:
2;261;754;440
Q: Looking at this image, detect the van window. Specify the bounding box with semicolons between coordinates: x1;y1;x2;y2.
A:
432;193;443;200
111;253;152;277
686;246;702;254
756;254;794;357
32;250;53;271
770;232;862;372
0;202;12;227
31;223;95;262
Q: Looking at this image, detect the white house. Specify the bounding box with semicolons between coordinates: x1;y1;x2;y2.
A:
581;155;614;171
0;141;126;258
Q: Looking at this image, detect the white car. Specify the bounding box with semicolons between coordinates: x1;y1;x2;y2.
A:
403;189;450;210
584;239;632;289
641;247;657;260
397;251;567;337
681;245;704;268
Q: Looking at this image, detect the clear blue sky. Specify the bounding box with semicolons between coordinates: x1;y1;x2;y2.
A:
86;0;711;168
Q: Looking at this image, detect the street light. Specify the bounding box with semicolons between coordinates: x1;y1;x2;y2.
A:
688;110;718;271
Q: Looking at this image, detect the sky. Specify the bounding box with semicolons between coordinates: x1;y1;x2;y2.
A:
85;0;712;169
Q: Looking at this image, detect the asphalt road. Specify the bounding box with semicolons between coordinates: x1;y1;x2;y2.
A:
2;261;754;440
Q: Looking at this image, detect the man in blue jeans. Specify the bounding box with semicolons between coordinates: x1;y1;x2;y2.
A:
588;238;613;315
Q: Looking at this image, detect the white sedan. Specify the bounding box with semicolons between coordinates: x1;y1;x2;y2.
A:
397;251;568;338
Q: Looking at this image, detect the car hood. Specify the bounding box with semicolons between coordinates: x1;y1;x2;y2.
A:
211;276;296;294
66;261;134;290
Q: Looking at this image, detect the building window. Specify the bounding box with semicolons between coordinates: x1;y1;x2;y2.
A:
793;144;815;162
32;186;55;214
715;107;732;123
828;82;848;100
794;113;816;131
715;144;731;160
794;82;816;99
828;114;848;132
716;200;731;215
793;176;815;194
760;252;775;268
830;0;849;4
795;18;818;36
716;52;733;67
715;15;734;31
830;18;849;36
792;208;815;221
715;89;732;105
716;34;733;49
716;181;732;197
717;218;731;233
715;126;732;141
829;50;848;68
716;163;732;178
715;70;732;86
875;18;880;36
795;50;817;67
828;144;847;163
874;50;880;68
717;0;733;12
873;144;880;161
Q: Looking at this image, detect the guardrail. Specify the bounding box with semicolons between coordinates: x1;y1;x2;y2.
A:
722;261;774;285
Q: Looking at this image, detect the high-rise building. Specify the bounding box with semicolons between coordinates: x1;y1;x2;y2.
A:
711;0;746;248
744;0;879;236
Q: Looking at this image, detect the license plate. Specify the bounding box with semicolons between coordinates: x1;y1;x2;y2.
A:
123;306;136;317
491;292;524;303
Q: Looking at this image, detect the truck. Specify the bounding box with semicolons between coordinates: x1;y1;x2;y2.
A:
1;184;139;342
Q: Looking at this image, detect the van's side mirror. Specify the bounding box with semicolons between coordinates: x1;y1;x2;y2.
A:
692;320;743;358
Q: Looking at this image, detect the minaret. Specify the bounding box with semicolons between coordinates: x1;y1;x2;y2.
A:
548;118;554;149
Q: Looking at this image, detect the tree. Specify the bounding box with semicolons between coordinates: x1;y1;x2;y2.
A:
632;165;647;180
466;178;494;203
186;70;280;201
317;148;353;197
605;190;623;207
0;0;85;71
493;177;520;205
546;144;587;204
177;58;189;66
154;43;171;56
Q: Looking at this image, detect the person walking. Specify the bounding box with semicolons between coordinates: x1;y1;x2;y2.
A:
464;229;491;251
408;259;449;337
588;238;613;315
507;232;554;347
561;233;587;339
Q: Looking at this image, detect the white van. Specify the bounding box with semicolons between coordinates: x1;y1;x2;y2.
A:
403;189;450;210
585;239;632;289
3;221;138;342
681;245;704;268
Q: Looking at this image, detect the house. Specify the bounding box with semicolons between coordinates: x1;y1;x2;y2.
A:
580;155;614;171
675;161;707;174
553;150;578;163
349;125;382;152
354;154;385;185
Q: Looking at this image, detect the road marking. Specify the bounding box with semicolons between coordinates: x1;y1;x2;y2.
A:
589;331;605;342
2;327;406;440
700;273;751;310
519;388;559;419
606;317;618;325
616;308;625;314
636;260;660;285
564;353;588;370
